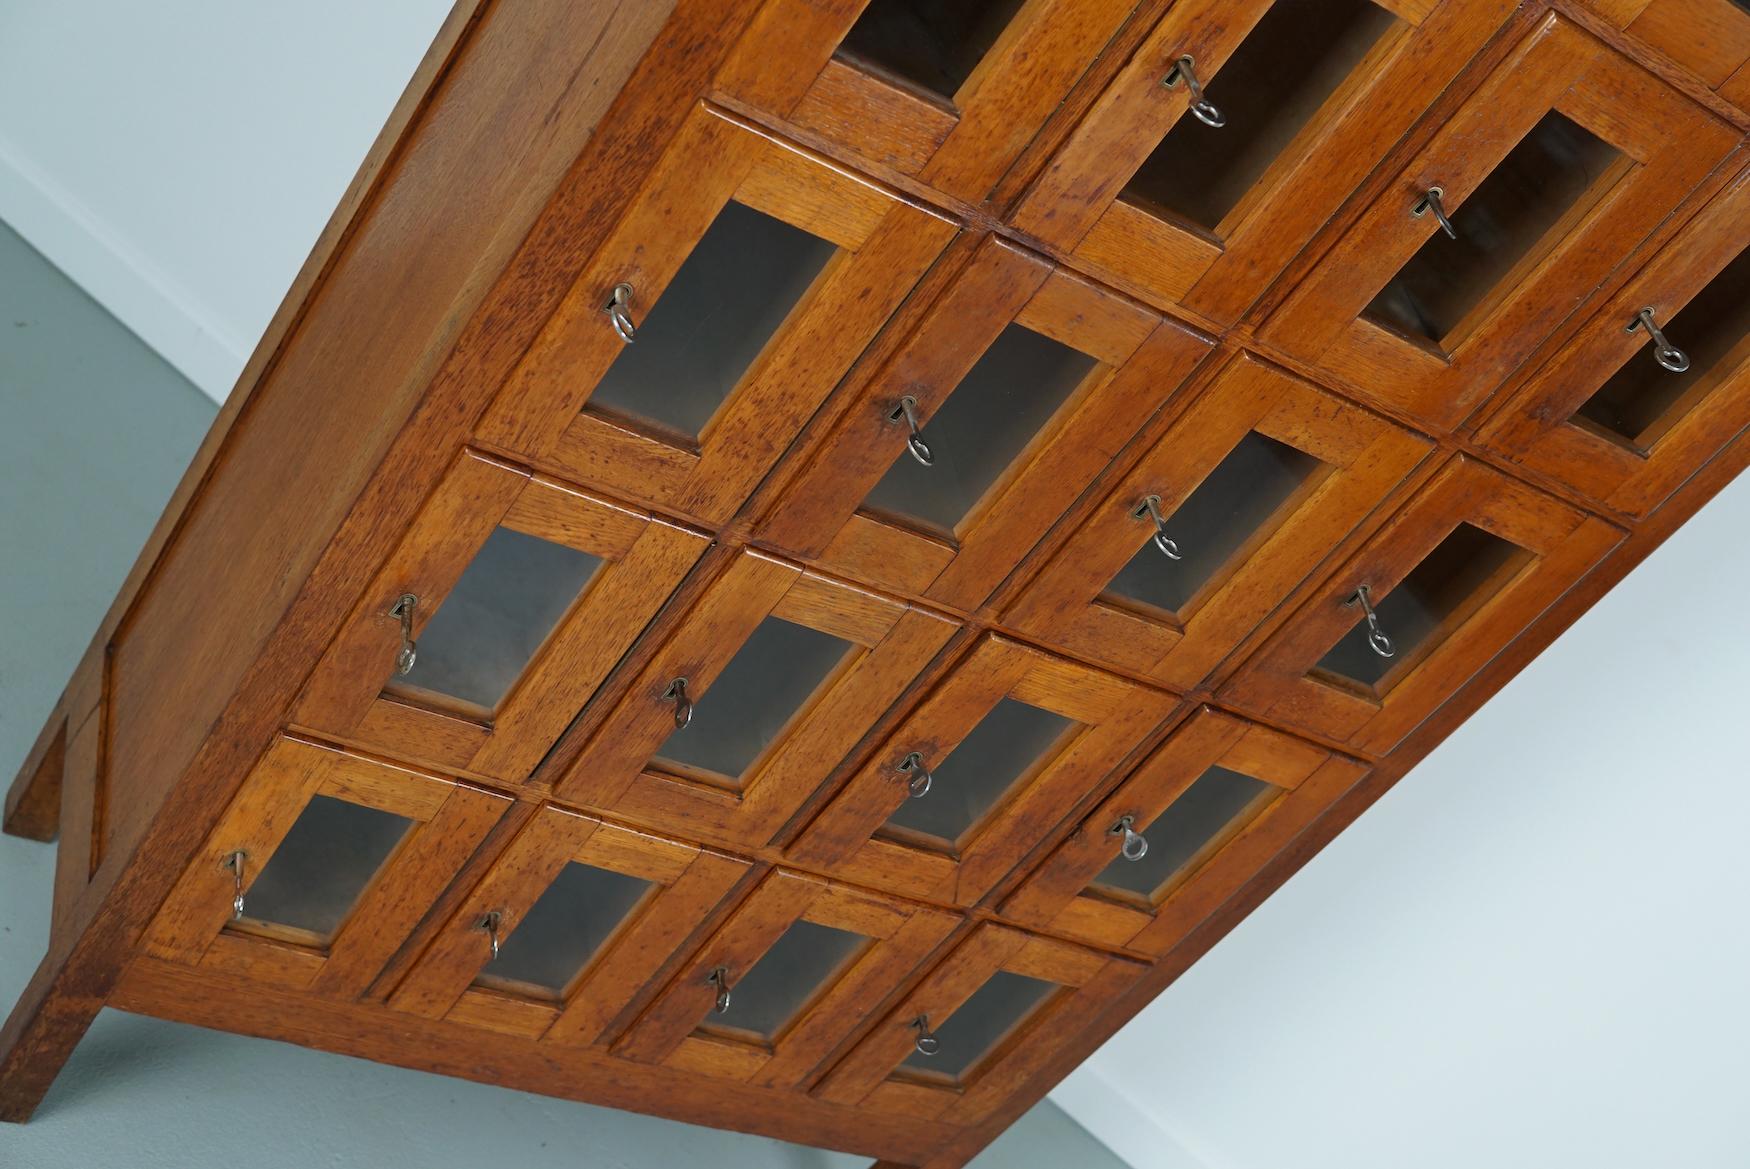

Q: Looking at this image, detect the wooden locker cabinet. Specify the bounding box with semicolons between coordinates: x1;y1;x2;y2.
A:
145;737;511;999
477;102;957;527
9;3;1749;1166
293;449;709;781
756;233;1214;612
1002;707;1366;955
1260;13;1738;430
1003;351;1432;690
789;633;1176;906
616;870;958;1088
712;0;1138;202
1009;0;1518;325
1475;156;1750;519
553;550;959;848
813;923;1145;1124
389;805;752;1045
1221;455;1624;754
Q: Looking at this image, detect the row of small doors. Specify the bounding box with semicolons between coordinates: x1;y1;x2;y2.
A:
144;719;1359;1123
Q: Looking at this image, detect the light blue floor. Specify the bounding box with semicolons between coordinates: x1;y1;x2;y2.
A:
0;220;1128;1169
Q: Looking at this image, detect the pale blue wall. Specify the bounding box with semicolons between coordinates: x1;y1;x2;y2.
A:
0;222;1128;1169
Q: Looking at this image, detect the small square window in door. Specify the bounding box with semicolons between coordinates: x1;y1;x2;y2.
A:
706;919;869;1040
474;862;655;1001
899;969;1057;1083
839;0;1028;100
232;795;413;944
1087;766;1275;902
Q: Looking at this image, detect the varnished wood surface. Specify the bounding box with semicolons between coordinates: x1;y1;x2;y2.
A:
6;0;1749;1165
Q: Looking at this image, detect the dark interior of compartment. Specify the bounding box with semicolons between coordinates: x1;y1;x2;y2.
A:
238;795;413;942
705;919;869;1039
839;0;1030;100
589;201;837;439
1091;766;1276;901
1123;0;1399;232
654;617;855;784
1366;112;1620;348
900;969;1058;1081
1103;430;1323;617
1573;243;1750;445
1317;522;1529;690
862;324;1097;535
477;862;653;998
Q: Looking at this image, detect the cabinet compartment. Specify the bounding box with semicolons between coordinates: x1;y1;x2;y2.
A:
1260;15;1737;430
1010;0;1516;325
1476;160;1750;518
478;104;956;526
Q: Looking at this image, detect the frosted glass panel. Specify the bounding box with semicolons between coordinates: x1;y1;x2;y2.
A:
883;698;1075;846
1125;0;1398;231
901;970;1057;1080
656;617;855;783
396;527;601;711
479;862;653;998
239;795;412;941
1104;431;1321;615
709;919;868;1039
1317;522;1528;689
1575;242;1750;445
1092;766;1275;900
863;325;1097;533
1367;112;1619;346
589;201;837;437
839;0;1029;99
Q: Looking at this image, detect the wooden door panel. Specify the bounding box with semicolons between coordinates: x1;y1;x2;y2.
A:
757;234;1213;612
292;449;709;781
1002;707;1365;953
789;634;1176;906
1220;455;1623;754
1011;0;1517;325
714;0;1136;201
812;923;1144;1125
477;103;957;526
1476;156;1750;519
143;737;510;1000
388;805;752;1047
552;550;958;848
1004;351;1431;689
1259;14;1737;430
614;870;958;1089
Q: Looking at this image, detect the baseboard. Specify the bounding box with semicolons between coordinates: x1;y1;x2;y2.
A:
0;133;242;404
1049;1063;1213;1169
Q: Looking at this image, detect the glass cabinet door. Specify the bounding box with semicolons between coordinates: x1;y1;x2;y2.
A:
1477;160;1750;519
1011;0;1516;326
1220;456;1623;754
144;737;510;1000
713;0;1135;201
293;450;709;782
789;634;1175;906
477;104;956;526
1003;707;1365;955
1005;352;1429;690
1260;14;1737;429
756;235;1212;612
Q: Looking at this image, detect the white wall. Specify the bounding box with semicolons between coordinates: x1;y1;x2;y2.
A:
0;0;455;401
1053;471;1750;1169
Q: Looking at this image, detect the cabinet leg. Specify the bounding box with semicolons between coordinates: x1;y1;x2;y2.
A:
4;716;66;842
0;938;105;1122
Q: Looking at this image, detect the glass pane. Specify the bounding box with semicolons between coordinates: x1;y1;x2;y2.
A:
708;919;868;1039
1366;112;1620;346
839;0;1029;100
477;862;653;998
589;201;837;438
239;795;412;942
901;970;1057;1080
1104;431;1323;616
1124;0;1399;232
655;618;856;783
1573;243;1750;445
1317;522;1529;689
1091;766;1276;901
394;527;602;712
883;698;1076;846
863;325;1098;533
